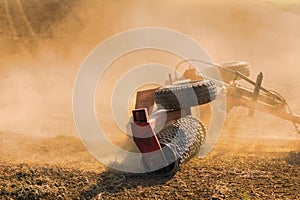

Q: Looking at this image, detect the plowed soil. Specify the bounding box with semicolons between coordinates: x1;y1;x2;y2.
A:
1;132;300;199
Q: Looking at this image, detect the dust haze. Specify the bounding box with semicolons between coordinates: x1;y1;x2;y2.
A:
1;0;300;165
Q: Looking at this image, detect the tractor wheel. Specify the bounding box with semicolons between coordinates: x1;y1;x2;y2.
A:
154;80;217;110
154;115;207;177
218;61;251;83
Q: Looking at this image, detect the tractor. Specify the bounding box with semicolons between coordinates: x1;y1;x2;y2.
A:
130;60;300;178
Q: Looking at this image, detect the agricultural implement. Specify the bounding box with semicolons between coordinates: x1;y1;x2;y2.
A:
130;60;300;177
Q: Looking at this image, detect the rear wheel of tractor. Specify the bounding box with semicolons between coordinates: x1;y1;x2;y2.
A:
154;80;217;110
154;115;207;177
218;61;251;83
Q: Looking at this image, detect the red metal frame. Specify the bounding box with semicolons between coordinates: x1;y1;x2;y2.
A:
130;108;168;171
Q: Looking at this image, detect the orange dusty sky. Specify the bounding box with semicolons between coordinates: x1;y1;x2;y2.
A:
0;0;299;140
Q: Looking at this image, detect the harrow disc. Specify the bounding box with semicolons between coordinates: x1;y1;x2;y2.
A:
153;115;207;177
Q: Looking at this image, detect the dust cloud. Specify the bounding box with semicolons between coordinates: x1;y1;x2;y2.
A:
1;0;300;164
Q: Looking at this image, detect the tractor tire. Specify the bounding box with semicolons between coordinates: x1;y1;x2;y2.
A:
154;80;217;110
154;115;207;177
218;61;251;83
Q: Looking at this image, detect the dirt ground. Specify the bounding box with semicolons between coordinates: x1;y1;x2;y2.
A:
1;0;300;199
1;130;300;199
